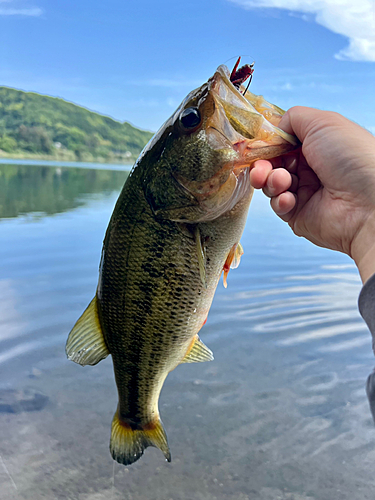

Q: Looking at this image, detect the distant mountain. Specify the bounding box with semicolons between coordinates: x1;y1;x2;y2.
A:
0;86;153;163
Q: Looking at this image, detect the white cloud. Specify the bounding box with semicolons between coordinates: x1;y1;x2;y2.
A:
228;0;375;62
166;97;179;107
0;0;42;16
279;82;294;91
0;7;42;15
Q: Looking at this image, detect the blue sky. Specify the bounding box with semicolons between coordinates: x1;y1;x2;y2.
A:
0;0;374;133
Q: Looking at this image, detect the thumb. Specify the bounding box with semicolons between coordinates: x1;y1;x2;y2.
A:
278;106;326;144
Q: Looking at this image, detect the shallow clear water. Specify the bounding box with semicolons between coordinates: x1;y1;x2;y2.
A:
0;162;374;500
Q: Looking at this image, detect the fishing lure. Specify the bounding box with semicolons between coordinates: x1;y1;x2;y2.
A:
230;56;254;94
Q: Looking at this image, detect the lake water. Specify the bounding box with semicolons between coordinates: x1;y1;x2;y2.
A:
0;161;375;500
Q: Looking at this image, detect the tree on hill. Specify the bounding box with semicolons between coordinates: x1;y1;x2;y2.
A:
0;86;153;162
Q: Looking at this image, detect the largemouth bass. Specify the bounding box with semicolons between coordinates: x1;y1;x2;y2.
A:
66;61;298;466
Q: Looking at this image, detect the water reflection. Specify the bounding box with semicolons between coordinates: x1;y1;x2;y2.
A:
0;163;375;500
0;163;128;219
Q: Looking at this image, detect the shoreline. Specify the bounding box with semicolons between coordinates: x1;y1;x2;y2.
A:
0;157;133;171
0;150;138;164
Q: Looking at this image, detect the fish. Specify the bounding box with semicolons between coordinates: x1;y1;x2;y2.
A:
66;59;298;466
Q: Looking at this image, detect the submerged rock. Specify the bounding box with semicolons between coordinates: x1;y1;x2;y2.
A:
0;388;48;413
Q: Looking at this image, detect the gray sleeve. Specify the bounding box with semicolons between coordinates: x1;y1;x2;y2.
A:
358;273;375;422
359;273;375;341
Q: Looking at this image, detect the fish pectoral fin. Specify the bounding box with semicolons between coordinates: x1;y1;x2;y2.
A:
222;242;244;288
65;296;110;366
110;410;171;466
180;334;214;363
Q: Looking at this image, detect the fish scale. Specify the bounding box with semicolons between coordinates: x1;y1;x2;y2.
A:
99;177;205;419
66;62;298;465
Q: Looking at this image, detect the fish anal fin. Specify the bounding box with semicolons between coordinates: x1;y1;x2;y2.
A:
223;242;244;288
180;334;214;363
110;410;171;466
66;296;110;366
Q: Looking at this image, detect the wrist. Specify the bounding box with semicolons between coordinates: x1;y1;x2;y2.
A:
351;215;375;284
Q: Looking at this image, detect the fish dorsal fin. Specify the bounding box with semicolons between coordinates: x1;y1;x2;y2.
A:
180;335;214;363
223;242;244;288
195;226;206;288
66;296;110;366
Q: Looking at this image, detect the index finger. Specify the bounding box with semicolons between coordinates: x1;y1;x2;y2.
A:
250;160;273;189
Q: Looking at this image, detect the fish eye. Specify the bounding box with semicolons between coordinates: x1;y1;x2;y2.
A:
180;107;201;130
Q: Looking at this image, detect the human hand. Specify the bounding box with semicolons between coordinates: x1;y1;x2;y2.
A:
250;106;375;283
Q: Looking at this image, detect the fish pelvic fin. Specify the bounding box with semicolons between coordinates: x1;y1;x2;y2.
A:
66;296;110;366
110;410;171;466
223;241;244;288
180;334;214;363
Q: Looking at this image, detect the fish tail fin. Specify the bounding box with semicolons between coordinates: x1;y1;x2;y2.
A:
110;409;171;466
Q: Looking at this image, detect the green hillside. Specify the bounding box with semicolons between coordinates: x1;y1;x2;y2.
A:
0;86;153;163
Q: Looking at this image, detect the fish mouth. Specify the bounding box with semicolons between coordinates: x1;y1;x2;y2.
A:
171;65;299;223
207;64;299;167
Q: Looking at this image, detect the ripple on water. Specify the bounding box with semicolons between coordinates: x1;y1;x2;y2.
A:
217;268;366;359
1;168;375;500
